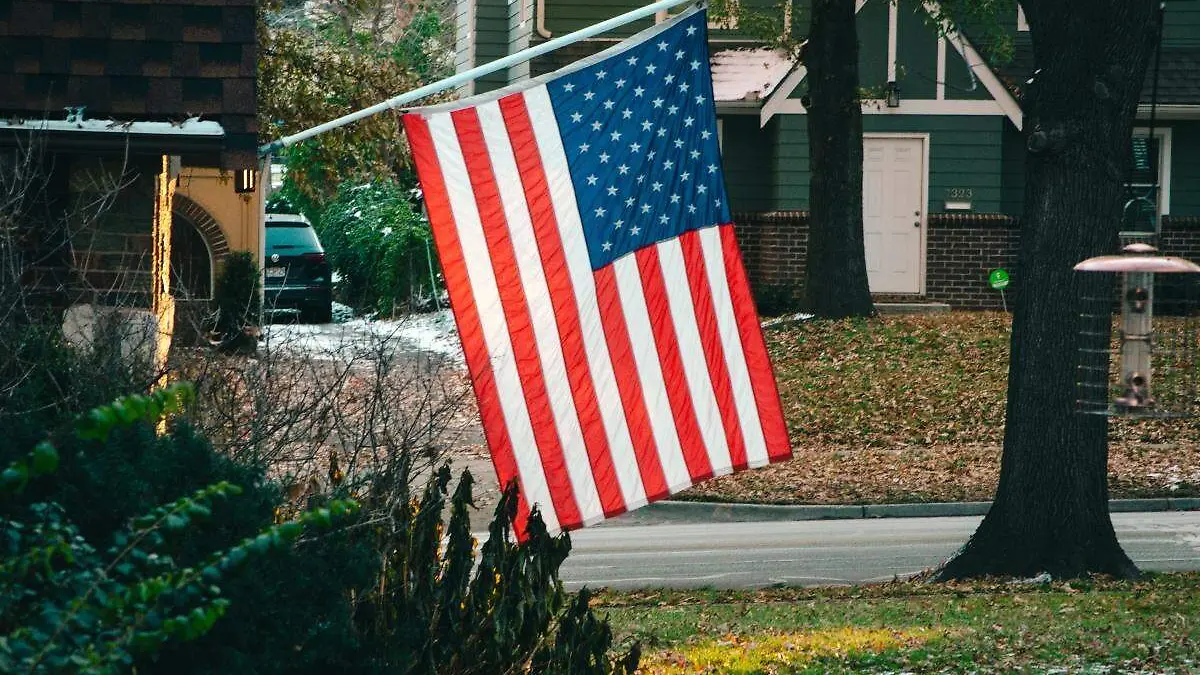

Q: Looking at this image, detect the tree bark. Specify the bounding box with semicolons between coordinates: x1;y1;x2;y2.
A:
804;0;874;319
937;0;1159;580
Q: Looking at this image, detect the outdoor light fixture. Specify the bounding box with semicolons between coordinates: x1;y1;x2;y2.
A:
885;80;901;108
234;168;257;193
1074;243;1200;418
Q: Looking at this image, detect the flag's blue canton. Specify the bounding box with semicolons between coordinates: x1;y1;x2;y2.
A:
548;11;730;271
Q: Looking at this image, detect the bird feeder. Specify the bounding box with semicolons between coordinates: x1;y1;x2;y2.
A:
1075;243;1200;418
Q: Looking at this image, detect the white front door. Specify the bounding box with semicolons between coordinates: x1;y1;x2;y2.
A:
862;136;925;294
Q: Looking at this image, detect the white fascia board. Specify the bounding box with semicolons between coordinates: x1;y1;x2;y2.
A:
1137;104;1200;121
759;0;871;127
923;0;1023;131
759;65;806;126
936;37;946;100
772;98;1007;116
718;101;766;114
1;118;226;137
887;0;898;82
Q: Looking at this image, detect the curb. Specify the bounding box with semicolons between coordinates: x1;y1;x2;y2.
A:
604;497;1200;526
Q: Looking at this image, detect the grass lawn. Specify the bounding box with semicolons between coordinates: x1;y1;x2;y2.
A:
679;312;1200;505
596;572;1200;674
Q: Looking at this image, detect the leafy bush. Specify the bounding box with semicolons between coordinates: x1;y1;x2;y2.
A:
0;384;359;674
354;464;639;674
316;180;438;315
1;318;150;454
208;252;261;353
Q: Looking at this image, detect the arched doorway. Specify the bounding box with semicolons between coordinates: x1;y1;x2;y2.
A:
170;195;230;300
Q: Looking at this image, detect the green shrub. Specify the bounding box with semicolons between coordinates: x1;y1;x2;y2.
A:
316;180;437;315
3;382;373;675
1;318;149;454
208;251;261;353
0;385;359;674
355;464;638;674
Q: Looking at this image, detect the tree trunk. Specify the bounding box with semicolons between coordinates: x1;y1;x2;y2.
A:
938;0;1159;580
804;0;874;319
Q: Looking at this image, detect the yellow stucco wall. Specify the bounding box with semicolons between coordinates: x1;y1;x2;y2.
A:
176;166;265;263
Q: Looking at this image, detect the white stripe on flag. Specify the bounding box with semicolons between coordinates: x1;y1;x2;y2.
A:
699;226;770;467
426;113;562;534
475;100;605;526
656;237;734;476
611;254;693;491
523;86;649;510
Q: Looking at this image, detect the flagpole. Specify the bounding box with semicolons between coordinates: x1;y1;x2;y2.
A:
259;0;698;156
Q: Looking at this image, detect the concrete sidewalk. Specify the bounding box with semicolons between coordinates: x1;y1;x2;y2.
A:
599;497;1200;527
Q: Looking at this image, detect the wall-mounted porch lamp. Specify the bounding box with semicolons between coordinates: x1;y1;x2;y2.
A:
885;80;901;108
234;168;257;193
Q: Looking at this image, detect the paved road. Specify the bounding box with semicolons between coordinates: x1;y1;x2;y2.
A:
559;511;1200;590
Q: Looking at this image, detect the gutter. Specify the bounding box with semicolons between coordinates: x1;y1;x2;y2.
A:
536;0;551;38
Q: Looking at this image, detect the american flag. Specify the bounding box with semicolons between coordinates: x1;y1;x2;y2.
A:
402;6;791;537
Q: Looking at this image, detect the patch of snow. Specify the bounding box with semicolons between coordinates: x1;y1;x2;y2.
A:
261;309;464;365
366;310;463;364
1008;572;1052;585
761;312;815;329
331;301;355;323
2;117;224;136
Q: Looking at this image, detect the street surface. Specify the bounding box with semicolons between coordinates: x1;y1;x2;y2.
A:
560;511;1200;590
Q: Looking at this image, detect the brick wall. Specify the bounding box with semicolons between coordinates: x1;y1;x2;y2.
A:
731;212;1200;313
925;214;1021;310
732;211;808;315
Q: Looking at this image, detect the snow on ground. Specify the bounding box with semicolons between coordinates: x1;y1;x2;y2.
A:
262;308;465;365
265;304;799;365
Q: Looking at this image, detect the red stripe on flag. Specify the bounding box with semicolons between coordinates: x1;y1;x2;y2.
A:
593;266;670;501
499;93;626;518
679;230;749;471
402;113;532;538
450;108;585;530
719;224;792;462
635;246;714;482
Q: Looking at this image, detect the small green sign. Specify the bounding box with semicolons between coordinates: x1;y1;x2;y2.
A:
989;269;1010;290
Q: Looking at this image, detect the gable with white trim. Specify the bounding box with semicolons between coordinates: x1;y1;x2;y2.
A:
760;0;1022;130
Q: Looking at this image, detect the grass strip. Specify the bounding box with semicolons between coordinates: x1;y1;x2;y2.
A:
596;572;1200;673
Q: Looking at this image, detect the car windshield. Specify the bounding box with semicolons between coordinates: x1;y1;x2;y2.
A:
266;224;321;251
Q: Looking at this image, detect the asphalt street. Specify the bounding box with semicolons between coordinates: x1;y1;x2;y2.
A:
559;511;1200;590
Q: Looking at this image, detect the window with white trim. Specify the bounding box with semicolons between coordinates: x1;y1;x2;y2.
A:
1123;128;1172;232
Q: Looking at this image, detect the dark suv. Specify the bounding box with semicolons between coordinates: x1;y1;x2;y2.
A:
263;213;333;323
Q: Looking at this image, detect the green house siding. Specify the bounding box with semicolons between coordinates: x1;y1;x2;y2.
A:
464;0;510;93
870;115;1004;213
772;114;810;210
535;0;785;42
987;121;1200;220
943;42;992;101
856;0;889;92
754;114;1006;214
894;3;939;100
719;114;776;212
1164;1;1200;45
540;0;651;38
1000;125;1025;216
